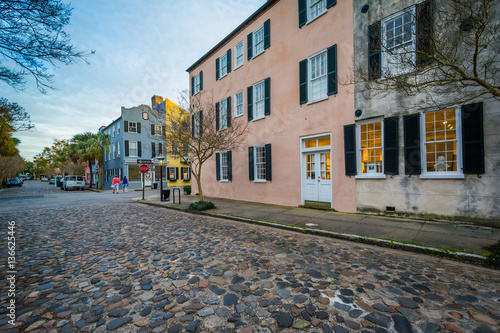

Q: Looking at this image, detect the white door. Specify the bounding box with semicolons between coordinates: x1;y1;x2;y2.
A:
303;152;332;203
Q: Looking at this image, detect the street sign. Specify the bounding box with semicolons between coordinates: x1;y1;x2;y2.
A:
139;165;149;173
137;159;153;164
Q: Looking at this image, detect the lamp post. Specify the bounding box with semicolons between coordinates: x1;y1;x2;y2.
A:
158;156;165;201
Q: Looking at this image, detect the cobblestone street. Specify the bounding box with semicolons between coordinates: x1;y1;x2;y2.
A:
1;197;499;333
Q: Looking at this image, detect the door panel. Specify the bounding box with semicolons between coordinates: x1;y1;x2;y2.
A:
304;153;318;201
303;151;332;204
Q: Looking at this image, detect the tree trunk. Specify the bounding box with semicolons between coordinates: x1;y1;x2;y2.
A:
98;158;104;190
197;164;203;202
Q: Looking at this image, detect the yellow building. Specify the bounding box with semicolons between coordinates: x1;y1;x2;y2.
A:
153;96;191;188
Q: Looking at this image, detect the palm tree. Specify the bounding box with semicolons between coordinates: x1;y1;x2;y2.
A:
71;132;109;190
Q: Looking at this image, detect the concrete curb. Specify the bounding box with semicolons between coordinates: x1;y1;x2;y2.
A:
138;201;492;268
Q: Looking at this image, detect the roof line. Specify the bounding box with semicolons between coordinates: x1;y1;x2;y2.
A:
186;0;279;73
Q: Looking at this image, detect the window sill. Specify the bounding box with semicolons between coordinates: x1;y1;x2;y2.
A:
234;113;244;118
355;174;386;179
193;91;201;96
305;10;327;26
307;96;328;105
253;179;267;183
219;180;229;183
420;173;465;179
252;116;266;122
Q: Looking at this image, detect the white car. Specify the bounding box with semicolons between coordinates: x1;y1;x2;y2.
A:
61;175;86;191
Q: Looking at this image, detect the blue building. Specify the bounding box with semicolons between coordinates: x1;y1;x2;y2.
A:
101;98;167;189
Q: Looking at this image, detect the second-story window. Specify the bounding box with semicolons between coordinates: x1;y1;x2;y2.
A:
254;26;265;56
254;81;265;120
235;91;244;117
218;98;228;131
309;51;327;102
128;121;137;133
308;0;326;21
247;20;270;59
235;41;244;68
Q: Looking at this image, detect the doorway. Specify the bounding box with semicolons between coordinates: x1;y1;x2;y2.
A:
301;135;332;206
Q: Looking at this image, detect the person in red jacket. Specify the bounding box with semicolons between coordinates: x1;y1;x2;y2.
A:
112;175;120;194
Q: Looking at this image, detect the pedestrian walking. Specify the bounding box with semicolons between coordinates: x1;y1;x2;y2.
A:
112;175;120;194
121;176;128;194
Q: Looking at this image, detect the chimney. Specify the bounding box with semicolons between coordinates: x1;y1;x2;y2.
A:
151;95;164;107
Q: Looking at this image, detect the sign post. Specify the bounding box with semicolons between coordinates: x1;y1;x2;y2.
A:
139;164;149;200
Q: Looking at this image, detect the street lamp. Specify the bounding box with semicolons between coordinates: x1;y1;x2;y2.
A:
158;156;165;201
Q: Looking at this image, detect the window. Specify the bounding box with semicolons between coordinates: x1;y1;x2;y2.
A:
254;81;265;120
220;53;228;78
235;92;244;117
168;167;178;180
128;166;141;182
172;142;179;156
194;73;201;95
308;0;326;21
235;41;244;68
182;143;190;160
128;121;137;133
254;145;266;181
422;109;461;176
156;142;163;157
193;112;201;138
358;120;384;175
155;124;163;135
142;112;149;120
129;141;138;157
220;151;229;181
381;8;416;77
219;98;228;130
254;26;265;57
117;123;120;134
170;122;178;133
181;167;191;180
309;51;327;102
117;143;121;157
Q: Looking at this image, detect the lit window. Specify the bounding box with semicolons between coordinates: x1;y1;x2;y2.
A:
254;26;264;57
253;81;265;120
142;112;149;120
358;120;383;174
308;0;326;21
235;92;244;117
309;51;327;102
235;41;244;68
254;145;266;181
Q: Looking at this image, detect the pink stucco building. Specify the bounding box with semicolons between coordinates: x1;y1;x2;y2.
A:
186;0;356;212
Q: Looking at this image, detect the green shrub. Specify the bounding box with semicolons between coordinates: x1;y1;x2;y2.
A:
183;185;191;195
188;201;215;212
485;241;500;268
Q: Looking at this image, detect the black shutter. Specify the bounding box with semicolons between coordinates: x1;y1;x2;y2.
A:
384;117;399;175
327;44;337;95
344;125;357;175
403;114;421;175
247;33;253;59
191;114;194;137
191;76;194;95
181;167;185;180
462;103;484;174
227;97;231;127
264;77;271;116
199;111;203;134
151;124;155;135
125;140;129;157
162;125;166;136
199;71;203;90
227;151;232;181
216;57;220;80
227;49;231;73
137;122;141;133
368;21;381;80
248;147;254;180
215;102;220;131
247;86;253;121
326;0;336;8
159;143;162;156
416;0;433;67
175;167;178;180
298;0;307;28
124;121;128;132
264;19;271;50
151;142;156;158
216;153;221;181
138;141;142;157
265;144;272;181
299;59;308;104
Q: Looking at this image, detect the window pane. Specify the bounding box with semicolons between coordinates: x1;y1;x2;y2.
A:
305;139;317;148
424;109;458;173
360;121;383;173
318;137;330;147
128;166;141;182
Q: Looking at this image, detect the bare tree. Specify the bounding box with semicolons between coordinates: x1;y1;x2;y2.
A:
354;0;500;109
165;90;249;202
0;154;24;182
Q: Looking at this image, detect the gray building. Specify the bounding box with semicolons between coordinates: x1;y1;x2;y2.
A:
350;0;500;224
101;101;167;189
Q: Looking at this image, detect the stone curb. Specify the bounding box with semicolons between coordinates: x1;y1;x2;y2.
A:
138;201;492;269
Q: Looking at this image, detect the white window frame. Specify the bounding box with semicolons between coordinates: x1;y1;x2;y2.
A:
128;121;137;133
253;25;265;58
234;91;244;118
129;141;138;157
420;108;464;179
307;0;327;23
254;144;266;182
193;73;201;95
117;143;121;157
219;151;229;182
193;112;201;138
235;41;244;69
307;49;328;104
355;118;386;179
253;80;265;121
117;123;120;134
381;7;417;78
220;53;228;78
219;98;228;130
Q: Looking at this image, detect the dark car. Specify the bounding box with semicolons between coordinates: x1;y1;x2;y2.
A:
6;178;22;187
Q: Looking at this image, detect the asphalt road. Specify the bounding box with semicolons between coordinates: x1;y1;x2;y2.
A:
0;181;499;332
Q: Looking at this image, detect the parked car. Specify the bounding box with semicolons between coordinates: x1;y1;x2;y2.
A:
6;178;22;187
61;175;85;191
41;177;48;182
25;177;31;180
49;178;56;184
18;178;24;184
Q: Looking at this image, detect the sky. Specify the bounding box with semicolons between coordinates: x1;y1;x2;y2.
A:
2;0;266;161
